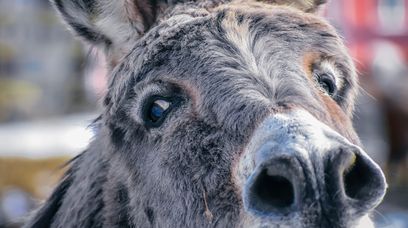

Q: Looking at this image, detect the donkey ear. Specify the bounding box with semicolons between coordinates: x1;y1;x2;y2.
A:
53;0;165;65
262;0;327;13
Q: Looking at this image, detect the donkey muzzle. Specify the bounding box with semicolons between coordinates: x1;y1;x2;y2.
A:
239;109;386;224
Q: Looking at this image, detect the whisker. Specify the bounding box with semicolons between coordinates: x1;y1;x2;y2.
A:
371;209;395;228
357;85;377;102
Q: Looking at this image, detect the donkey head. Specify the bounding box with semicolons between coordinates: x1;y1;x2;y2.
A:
34;0;387;227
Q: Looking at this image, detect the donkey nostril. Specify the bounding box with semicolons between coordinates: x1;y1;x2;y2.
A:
341;151;386;209
325;148;386;216
249;169;294;213
343;154;374;200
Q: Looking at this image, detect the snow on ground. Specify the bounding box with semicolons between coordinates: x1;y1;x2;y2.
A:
0;113;96;159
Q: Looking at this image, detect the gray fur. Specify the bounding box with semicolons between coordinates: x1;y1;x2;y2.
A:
26;0;386;227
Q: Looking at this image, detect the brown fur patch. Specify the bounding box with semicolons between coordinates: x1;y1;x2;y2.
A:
164;78;201;116
302;52;320;79
320;94;358;143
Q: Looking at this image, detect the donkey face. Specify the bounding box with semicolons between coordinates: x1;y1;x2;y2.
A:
30;0;386;227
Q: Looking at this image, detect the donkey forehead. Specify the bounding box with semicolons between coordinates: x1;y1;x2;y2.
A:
111;5;353;114
124;5;350;83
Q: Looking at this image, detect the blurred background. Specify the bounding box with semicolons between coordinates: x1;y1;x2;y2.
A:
0;0;407;227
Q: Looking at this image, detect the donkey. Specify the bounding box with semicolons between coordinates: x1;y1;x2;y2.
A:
26;0;387;227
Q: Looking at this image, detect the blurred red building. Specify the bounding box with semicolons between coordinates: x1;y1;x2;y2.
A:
329;0;408;72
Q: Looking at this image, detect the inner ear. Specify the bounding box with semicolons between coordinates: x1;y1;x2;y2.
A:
126;0;161;31
53;0;170;66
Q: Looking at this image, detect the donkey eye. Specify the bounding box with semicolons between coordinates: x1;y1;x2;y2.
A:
317;73;337;96
144;98;172;126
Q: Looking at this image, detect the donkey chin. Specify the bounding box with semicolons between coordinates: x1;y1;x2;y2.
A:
236;109;386;227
